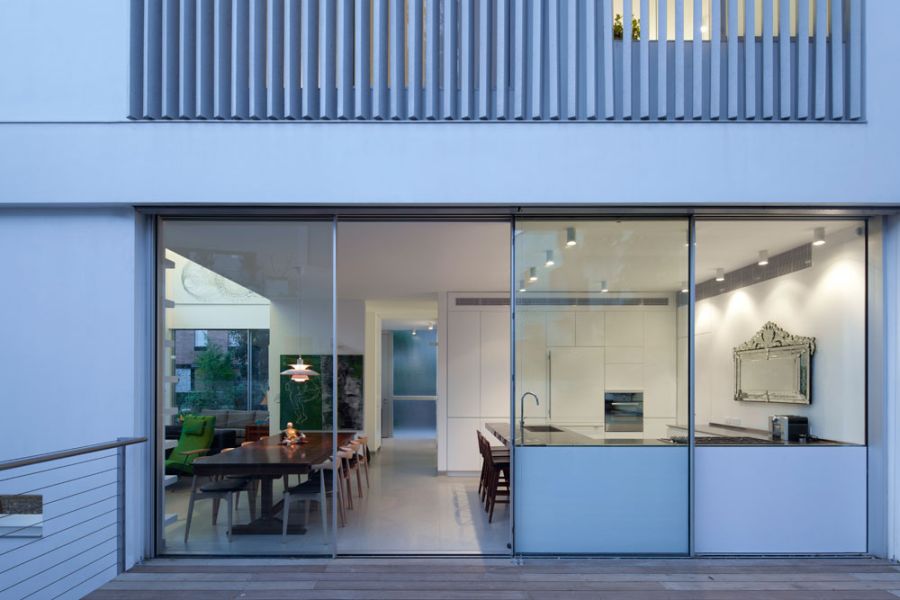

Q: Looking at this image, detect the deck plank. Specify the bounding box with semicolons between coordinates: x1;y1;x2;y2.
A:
87;558;900;600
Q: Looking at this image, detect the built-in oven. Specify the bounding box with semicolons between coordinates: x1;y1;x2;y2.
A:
604;391;644;432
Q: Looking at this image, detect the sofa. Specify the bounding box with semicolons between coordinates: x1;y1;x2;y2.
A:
165;409;269;450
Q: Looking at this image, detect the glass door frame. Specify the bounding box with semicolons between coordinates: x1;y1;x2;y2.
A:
148;207;884;559
508;214;696;556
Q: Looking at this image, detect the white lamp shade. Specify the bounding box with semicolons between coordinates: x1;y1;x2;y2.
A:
281;356;319;382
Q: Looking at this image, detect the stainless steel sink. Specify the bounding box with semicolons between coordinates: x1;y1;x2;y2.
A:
523;425;565;433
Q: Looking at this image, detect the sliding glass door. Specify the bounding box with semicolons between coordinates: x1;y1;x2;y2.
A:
158;219;336;555
512;219;690;554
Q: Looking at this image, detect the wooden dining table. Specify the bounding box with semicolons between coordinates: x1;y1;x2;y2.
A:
192;431;355;535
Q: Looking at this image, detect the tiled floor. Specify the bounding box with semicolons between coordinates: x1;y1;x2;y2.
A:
162;437;509;555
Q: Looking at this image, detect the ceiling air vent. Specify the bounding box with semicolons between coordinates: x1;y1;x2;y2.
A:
455;296;669;307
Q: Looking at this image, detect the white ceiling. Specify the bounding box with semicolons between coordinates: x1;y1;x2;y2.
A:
164;219;862;300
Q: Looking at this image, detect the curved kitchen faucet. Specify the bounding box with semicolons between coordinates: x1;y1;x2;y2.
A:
519;392;540;434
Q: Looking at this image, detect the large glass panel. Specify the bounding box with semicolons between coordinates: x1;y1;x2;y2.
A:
513;219;689;554
694;219;867;553
160;220;335;555
334;220;511;554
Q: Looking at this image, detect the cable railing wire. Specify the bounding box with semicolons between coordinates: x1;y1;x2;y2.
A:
0;452;116;484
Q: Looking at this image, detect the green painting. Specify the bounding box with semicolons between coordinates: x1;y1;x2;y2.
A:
280;354;364;431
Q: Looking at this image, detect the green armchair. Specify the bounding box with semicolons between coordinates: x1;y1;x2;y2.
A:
165;415;215;476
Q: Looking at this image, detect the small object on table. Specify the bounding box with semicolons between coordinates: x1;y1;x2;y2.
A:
283;422;305;445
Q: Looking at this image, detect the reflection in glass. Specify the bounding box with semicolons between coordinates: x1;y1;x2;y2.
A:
160;220;335;555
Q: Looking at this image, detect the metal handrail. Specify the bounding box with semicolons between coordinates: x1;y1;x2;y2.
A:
0;437;147;472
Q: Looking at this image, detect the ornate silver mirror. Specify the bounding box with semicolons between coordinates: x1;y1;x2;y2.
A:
734;322;815;404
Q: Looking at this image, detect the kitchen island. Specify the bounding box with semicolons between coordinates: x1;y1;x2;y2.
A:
485;422;673;447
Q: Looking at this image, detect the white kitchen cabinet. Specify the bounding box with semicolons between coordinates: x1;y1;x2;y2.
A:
575;311;605;347
605;363;643;391
447;417;482;472
549;347;605;422
516;311;548;420
606;312;643;346
547;311;575;347
481;311;511;418
447;311;481;418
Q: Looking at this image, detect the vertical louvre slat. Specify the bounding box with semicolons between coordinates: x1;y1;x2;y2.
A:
831;0;844;119
797;0;810;119
496;0;510;119
709;0;721;119
410;0;424;119
321;0;337;118
442;0;458;119
547;0;560;120
727;0;738;119
565;0;576;119
374;0;389;118
337;0;353;119
146;0;164;119
198;0;214;118
530;0;544;119
249;0;266;118
584;0;597;120
233;0;250;119
513;0;526;119
639;0;649;119
478;0;491;119
849;0;862;119
602;0;613;119
622;0;632;119
129;0;145;118
814;0;826;119
180;0;197;118
268;0;285;119
303;0;320;118
744;0;755;119
674;0;684;119
692;0;702;118
355;0;371;119
162;0;180;119
425;0;440;118
215;0;233;119
390;0;404;119
779;0;791;118
761;0;773;119
657;0;667;119
286;0;301;118
460;0;475;119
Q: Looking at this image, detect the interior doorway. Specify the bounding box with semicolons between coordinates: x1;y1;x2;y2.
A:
335;220;511;555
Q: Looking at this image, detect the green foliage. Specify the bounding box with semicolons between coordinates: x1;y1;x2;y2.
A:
177;345;243;411
613;13;641;40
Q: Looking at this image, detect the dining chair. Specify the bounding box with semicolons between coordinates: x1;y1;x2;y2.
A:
340;439;365;500
281;457;348;537
183;472;249;543
355;434;371;489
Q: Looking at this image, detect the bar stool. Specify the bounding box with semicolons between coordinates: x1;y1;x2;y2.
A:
477;431;510;523
476;431;509;505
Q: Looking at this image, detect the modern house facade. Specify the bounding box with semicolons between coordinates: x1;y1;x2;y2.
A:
2;0;900;598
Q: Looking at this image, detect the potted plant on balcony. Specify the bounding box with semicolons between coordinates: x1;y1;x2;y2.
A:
613;14;641;40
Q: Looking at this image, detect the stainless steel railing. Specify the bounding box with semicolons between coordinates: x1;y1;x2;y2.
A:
0;437;146;600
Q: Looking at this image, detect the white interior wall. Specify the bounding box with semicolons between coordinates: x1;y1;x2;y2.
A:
695;227;867;444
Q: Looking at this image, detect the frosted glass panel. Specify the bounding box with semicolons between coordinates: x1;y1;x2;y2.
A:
392;329;437;396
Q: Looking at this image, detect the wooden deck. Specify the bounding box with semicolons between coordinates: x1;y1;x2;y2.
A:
86;557;900;599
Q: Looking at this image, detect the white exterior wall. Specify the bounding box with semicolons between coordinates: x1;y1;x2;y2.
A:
0;0;897;577
0;2;898;206
0;208;149;597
